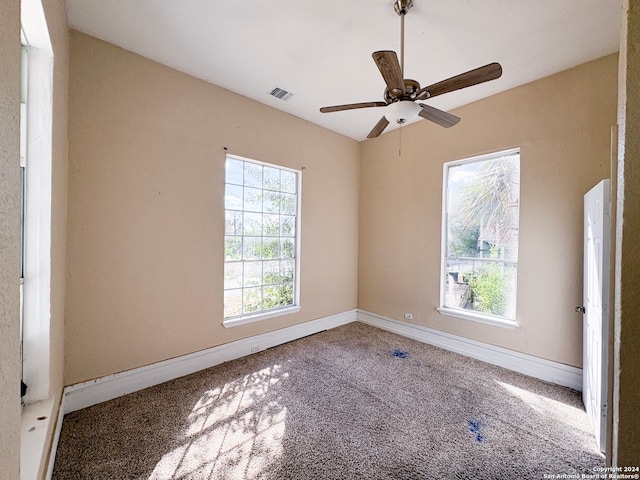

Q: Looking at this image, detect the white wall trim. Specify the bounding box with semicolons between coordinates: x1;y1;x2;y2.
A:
20;398;54;480
357;309;583;391
44;395;65;480
62;309;357;414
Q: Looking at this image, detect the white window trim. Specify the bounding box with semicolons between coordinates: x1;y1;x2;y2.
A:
222;154;302;327
223;306;301;329
437;306;517;329
21;38;54;404
439;148;520;328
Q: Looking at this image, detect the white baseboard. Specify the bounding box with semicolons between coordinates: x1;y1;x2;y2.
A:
356;309;583;391
62;309;357;414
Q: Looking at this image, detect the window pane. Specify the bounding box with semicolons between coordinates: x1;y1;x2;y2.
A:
244;187;263;212
224;262;243;289
281;260;295;283
224;289;243;317
444;259;516;319
225;237;242;261
262;238;280;259
280;238;294;259
263;191;280;214
263;260;280;285
243;213;262;236
280;193;296;215
225;184;243;210
244;162;263;188
263;214;280;236
225;211;242;235
243;288;262;313
263;285;280;310
244;261;262;287
263;167;281;191
280;216;295;237
281;171;296;193
225;158;244;186
446;156;519;261
281;284;294;306
243;237;262;260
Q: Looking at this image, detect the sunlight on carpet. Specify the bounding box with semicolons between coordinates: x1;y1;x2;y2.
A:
149;365;288;480
496;380;594;435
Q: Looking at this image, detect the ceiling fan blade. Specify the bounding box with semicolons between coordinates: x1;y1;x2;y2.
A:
367;116;390;139
372;51;405;97
320;101;387;113
417;62;502;100
418;104;460;128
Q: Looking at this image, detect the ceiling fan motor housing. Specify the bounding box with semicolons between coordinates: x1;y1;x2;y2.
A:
384;79;421;103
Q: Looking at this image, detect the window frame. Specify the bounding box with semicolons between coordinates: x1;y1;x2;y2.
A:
438;148;520;329
20;22;55;402
222;154;302;328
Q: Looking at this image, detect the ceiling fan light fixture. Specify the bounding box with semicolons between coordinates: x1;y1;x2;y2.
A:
384;100;421;125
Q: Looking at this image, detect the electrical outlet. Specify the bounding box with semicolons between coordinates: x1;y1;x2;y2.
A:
250;345;261;354
404;313;413;320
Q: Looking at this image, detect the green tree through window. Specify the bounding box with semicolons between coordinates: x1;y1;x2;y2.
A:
223;155;299;320
442;150;520;321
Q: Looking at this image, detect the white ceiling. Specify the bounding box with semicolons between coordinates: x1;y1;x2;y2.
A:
65;0;623;141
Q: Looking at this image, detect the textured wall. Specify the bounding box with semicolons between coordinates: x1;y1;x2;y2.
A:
65;31;360;385
0;0;22;478
613;0;640;465
359;54;618;368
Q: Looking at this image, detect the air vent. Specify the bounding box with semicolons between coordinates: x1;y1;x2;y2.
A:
268;87;294;101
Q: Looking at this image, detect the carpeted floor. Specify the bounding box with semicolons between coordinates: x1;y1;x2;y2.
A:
52;322;604;479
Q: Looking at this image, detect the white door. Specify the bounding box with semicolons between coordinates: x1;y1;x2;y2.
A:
582;179;610;454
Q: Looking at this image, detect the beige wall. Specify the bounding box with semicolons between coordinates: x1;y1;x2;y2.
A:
65;31;360;385
359;54;618;368
0;0;22;477
613;0;640;465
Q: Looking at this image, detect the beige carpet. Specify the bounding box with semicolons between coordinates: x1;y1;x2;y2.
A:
52;322;604;479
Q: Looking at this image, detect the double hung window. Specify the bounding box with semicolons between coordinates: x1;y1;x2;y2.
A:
440;149;520;326
223;155;300;326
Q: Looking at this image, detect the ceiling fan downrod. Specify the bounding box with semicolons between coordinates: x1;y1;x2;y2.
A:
394;0;413;76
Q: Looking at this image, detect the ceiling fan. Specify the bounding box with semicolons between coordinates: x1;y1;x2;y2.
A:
319;0;503;138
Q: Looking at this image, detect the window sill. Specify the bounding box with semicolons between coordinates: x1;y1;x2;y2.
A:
437;307;518;329
21;397;55;480
223;306;301;328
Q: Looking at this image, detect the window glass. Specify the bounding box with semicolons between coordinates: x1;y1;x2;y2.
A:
442;150;520;321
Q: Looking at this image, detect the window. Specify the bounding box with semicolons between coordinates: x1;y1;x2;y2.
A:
20;14;54;402
439;149;520;326
223;154;300;326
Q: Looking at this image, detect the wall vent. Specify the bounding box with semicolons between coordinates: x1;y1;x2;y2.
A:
268;87;294;101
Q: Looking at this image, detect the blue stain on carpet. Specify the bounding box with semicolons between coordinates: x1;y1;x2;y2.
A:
391;349;410;359
468;420;485;442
